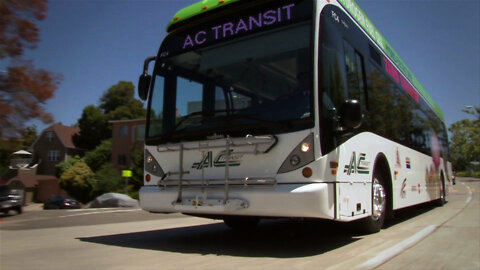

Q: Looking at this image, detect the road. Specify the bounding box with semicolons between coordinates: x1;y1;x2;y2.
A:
1;177;478;270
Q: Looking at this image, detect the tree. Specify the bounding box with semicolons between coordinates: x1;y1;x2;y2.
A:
19;125;37;149
59;161;96;203
100;81;146;121
84;139;112;172
129;146;144;199
73;105;109;150
0;0;60;137
0;125;38;175
92;163;123;197
73;81;146;150
449;107;480;171
55;155;83;178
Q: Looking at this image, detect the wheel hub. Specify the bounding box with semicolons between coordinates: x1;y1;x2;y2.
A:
372;178;386;220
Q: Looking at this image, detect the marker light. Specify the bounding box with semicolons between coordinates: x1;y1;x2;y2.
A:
302;167;313;178
301;143;311;153
145;149;164;178
145;174;151;182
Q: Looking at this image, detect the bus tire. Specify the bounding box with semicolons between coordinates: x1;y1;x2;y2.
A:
359;170;387;234
435;173;446;206
223;216;260;231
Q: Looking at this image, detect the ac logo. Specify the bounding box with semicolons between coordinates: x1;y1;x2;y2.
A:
192;150;243;170
344;152;370;175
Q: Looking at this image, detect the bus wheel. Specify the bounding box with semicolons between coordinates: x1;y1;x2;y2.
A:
359;171;387;234
435;174;446;206
223;216;260;231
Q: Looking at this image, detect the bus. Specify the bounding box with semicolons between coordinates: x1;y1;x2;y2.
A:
137;0;453;233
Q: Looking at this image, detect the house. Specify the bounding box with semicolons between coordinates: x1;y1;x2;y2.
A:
110;119;145;171
0;123;83;204
6;169;66;205
32;123;83;176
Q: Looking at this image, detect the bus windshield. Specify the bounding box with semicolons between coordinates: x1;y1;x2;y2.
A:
147;22;313;143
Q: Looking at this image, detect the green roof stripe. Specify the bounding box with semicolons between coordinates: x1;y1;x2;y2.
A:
167;0;241;31
337;0;444;120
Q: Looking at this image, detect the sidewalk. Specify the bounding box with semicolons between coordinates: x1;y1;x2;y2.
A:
24;203;43;211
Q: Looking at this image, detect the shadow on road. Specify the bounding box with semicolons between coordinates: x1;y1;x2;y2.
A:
384;201;439;228
78;219;360;258
77;201;442;258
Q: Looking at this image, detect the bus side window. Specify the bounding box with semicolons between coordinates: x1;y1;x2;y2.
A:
343;40;367;110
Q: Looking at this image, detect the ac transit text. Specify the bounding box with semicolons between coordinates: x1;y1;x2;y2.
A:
183;3;296;49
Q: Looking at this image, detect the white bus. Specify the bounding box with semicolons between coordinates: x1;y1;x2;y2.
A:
137;0;453;233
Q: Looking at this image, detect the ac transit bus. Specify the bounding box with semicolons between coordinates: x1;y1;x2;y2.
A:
137;0;453;233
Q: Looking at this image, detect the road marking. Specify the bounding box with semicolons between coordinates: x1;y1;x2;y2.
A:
59;209;141;218
462;183;473;204
67;208;130;212
357;225;437;270
356;182;474;269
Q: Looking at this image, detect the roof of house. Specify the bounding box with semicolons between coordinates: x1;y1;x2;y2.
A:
42;123;80;149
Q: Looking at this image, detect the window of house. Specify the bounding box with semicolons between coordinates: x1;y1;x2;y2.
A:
119;125;129;137
118;154;127;166
134;125;145;141
46;131;55;142
48;150;60;162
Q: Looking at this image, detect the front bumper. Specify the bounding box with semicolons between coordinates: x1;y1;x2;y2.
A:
140;183;335;219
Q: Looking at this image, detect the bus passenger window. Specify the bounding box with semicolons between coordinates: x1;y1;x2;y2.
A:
343;41;367;110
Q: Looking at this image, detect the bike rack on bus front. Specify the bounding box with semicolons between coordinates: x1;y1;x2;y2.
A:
156;135;277;212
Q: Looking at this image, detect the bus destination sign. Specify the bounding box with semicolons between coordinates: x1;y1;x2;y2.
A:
182;3;296;49
161;1;312;57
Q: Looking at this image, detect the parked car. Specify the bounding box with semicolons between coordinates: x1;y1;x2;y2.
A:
86;193;139;208
0;185;23;215
43;195;81;210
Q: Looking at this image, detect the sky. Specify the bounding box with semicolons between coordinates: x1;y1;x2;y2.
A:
22;0;480;134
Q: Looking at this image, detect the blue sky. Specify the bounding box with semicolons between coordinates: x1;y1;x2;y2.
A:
25;0;479;134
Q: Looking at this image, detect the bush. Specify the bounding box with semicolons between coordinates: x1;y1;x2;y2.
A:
59;161;96;203
92;163;123;197
455;171;480;178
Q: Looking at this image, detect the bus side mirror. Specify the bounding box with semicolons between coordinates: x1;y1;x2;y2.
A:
138;56;156;101
138;74;151;101
340;99;362;129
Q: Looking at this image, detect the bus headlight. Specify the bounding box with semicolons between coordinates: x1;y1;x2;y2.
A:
145;149;164;178
277;133;315;174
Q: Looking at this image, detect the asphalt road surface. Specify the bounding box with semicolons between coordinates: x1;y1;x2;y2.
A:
1;177;478;270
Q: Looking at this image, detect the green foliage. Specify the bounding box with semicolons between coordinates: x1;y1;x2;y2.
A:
84;139;112;172
73;81;146;150
0;125;38;176
59;161;96;203
73;105;109;150
449;107;480;171
456;171;480;178
92;163;123;197
55;155;83;178
129;146;145;199
19;125;38;149
0;138;19;175
100;81;146;121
